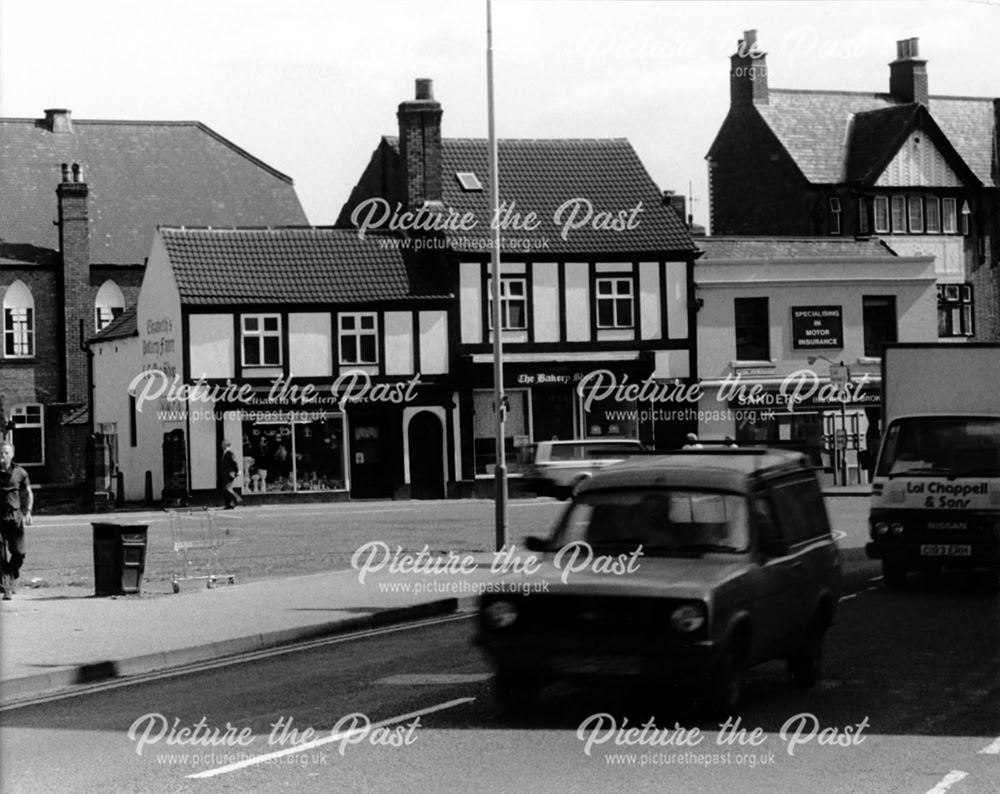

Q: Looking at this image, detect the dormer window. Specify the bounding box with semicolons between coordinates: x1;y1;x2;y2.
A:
828;198;842;235
455;172;483;192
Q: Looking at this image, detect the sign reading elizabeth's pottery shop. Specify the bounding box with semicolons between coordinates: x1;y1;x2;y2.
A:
791;306;843;349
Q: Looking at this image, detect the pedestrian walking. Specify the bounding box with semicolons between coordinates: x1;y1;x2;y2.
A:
219;440;242;509
0;441;33;600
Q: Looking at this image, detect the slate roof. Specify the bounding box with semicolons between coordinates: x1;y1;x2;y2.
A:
159;227;452;306
382;137;695;255
90;306;138;343
696;236;898;260
0;114;308;266
752;89;999;187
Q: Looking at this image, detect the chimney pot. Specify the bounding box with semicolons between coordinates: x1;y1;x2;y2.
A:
415;78;434;101
44;108;73;133
72;163;82;182
889;37;928;105
61;163;71;183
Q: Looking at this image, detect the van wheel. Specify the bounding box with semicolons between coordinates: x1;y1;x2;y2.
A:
788;622;826;688
882;561;908;590
494;668;541;717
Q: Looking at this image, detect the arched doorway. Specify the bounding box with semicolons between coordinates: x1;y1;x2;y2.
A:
408;411;445;499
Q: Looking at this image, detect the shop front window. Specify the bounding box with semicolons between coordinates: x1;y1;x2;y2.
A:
242;414;345;493
473;389;529;475
580;389;638;439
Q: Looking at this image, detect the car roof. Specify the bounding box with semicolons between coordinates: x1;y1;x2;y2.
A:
576;448;812;495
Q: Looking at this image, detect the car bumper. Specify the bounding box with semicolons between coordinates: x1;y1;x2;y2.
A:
474;632;718;683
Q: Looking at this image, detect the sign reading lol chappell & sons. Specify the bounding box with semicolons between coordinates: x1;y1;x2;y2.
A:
791;306;843;349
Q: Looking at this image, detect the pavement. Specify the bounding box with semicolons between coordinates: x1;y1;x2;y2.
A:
1;486;871;707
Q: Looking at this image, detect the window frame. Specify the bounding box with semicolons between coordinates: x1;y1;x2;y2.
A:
858;198;870;235
9;403;44;465
240;313;283;368
925;197;941;233
487;277;529;332
3;281;35;359
942;198;958;234
937;283;975;338
873;196;890;234
828;197;842;235
338;311;379;366
862;295;898;358
734;297;770;361
907;197;924;233
595;276;635;330
890;196;906;233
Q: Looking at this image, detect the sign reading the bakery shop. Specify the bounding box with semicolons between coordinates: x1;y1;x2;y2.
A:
791;306;843;349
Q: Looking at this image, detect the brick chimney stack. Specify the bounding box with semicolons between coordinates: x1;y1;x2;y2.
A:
45;108;74;133
397;78;444;210
57;162;91;404
889;38;928;105
730;29;769;106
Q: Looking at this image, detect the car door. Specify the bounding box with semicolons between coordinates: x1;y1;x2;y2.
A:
749;489;804;661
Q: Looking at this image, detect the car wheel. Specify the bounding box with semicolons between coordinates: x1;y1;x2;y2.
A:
882;560;908;590
787;622;826;689
493;668;541;716
708;646;744;716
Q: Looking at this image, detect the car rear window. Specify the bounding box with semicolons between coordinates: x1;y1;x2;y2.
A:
553;488;750;555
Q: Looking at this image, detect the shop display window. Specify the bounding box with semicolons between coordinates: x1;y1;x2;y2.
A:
242;414;345;493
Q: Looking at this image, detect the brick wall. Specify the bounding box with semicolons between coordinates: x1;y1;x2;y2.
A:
57;173;91;405
397;78;443;210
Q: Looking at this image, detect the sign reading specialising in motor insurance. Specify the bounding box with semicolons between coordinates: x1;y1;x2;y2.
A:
791;306;844;349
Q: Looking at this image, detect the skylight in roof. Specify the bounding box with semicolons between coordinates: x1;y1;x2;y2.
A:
455;172;483;191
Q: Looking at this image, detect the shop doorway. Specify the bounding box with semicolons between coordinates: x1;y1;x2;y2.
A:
349;417;392;498
408;411;445;499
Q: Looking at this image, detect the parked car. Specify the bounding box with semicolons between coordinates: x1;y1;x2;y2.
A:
527;438;646;499
475;448;842;715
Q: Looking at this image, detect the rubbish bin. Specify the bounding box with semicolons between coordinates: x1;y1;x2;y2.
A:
92;523;149;596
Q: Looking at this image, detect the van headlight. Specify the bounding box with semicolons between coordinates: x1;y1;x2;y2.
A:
483;599;519;630
670;603;706;633
873;521;889;536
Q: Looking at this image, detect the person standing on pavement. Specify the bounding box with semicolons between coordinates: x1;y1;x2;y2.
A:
0;441;33;600
219;439;242;509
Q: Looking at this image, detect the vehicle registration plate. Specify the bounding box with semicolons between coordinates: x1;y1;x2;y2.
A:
920;544;972;557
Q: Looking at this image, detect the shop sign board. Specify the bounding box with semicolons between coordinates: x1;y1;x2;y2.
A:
792;306;843;349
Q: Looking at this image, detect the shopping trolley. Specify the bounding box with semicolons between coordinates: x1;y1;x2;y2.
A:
166;508;236;593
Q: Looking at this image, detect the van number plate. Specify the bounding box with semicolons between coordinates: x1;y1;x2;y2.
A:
920;544;972;557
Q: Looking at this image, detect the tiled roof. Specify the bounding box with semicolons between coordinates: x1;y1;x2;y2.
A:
754;90;998;187
160;227;452;306
384;137;695;254
696;236;898;260
90;306;138;343
844;105;922;183
0;115;308;265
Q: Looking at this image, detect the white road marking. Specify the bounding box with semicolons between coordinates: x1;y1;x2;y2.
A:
374;673;492;685
924;771;968;793
839;593;858;602
832;529;847;541
187;697;476;778
979;736;1000;754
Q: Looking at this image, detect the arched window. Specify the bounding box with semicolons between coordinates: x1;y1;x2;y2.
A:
95;280;126;331
3;280;34;358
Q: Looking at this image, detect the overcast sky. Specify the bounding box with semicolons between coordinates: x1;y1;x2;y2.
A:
2;0;998;231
